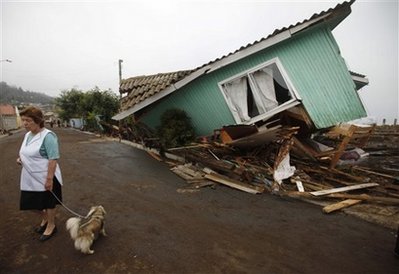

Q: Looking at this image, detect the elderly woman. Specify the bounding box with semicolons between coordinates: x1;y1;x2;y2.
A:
17;106;63;241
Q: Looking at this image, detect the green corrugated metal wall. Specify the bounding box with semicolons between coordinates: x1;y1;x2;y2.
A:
141;24;366;136
280;27;366;128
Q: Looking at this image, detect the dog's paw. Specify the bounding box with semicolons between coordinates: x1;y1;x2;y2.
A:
82;249;95;255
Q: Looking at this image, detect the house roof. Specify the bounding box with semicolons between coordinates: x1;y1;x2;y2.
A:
0;104;16;115
114;0;355;121
120;70;194;111
350;70;369;90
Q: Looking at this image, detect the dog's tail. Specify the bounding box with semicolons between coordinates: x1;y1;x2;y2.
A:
66;217;81;240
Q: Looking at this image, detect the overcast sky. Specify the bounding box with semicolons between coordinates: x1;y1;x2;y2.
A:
1;0;398;124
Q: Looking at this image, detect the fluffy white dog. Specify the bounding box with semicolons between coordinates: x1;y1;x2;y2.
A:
66;205;107;254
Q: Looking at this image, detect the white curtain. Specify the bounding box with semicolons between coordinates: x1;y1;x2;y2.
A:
223;77;251;122
251;68;278;112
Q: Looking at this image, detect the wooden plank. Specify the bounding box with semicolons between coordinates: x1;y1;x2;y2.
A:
327;193;399;205
322;199;362;214
319;166;365;182
147;151;162;161
208;149;220;160
185;153;235;174
204;173;264;194
329;132;354;169
167;143;210;151
292;137;318;160
295;180;305;192
229;125;282;148
310;182;379;196
170;167;194;181
176;165;203;179
352;166;398;180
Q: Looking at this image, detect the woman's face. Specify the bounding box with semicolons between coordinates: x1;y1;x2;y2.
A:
21;116;40;133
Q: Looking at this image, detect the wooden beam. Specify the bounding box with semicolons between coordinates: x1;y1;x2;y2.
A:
352;166;398;180
320;166;365;182
292;137;317;160
295;180;305;192
329;132;354;169
322;199;362;214
185;153;236;174
310;182;379;196
167;144;210;151
204;173;264;194
170;168;195;181
147;151;162;161
327;193;399;205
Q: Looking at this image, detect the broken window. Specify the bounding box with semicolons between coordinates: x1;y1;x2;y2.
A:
220;58;299;124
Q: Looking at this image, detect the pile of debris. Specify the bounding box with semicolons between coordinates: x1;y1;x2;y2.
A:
107;119;398;228
158;123;399;229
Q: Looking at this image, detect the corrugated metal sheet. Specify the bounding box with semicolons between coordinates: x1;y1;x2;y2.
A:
278;27;366;128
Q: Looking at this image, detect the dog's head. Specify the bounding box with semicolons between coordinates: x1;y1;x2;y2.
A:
86;205;106;219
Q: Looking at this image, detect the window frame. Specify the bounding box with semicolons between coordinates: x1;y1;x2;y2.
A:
218;57;301;124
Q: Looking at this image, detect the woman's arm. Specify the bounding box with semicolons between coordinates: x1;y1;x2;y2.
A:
45;159;57;191
42;132;60;191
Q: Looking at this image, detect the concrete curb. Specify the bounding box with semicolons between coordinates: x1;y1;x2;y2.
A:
104;136;185;163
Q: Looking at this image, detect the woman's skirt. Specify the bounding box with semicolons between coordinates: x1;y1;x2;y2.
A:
20;177;62;210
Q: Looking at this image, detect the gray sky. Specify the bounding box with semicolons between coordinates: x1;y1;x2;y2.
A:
1;0;398;124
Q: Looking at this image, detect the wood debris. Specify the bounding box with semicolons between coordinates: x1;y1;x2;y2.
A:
110;116;398;227
163;124;399;226
310;183;379;196
204;173;264;194
323;199;363;214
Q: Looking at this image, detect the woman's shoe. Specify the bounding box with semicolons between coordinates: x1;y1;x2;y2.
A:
34;223;47;234
39;226;57;242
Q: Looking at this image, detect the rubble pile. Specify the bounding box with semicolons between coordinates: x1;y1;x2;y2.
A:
107;120;399;228
162;124;399;229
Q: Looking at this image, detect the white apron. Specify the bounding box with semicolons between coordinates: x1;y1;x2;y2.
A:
19;128;63;191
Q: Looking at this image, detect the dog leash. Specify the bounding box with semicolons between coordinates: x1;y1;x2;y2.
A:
50;190;89;219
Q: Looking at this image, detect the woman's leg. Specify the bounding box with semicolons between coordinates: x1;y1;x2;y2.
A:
39;209;47;226
42;208;56;235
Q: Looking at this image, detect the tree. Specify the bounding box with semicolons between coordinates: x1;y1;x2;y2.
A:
56;87;119;126
157;108;195;149
81;87;119;122
55;88;85;121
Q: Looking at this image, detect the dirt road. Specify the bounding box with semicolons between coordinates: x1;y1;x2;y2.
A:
0;127;398;273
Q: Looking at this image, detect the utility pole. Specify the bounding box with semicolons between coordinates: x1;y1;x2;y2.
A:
118;59;123;99
117;59;124;135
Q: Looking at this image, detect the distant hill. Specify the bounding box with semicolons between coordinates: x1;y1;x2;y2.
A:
0;82;54;105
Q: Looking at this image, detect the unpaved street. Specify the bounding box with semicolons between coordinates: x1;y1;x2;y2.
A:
0;127;398;273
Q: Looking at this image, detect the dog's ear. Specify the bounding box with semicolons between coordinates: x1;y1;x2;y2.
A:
99;205;106;215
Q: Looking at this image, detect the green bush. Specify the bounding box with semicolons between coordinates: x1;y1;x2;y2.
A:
157;108;195;149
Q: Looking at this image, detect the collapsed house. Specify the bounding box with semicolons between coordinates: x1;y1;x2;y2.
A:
110;1;399;226
111;0;377;183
